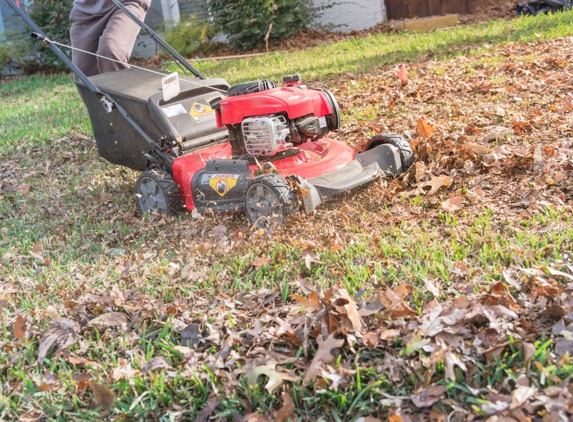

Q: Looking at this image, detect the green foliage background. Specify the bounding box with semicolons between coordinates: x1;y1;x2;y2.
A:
207;0;329;50
162;14;217;57
26;0;74;71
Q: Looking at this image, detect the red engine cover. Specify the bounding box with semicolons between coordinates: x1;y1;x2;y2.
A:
217;87;333;126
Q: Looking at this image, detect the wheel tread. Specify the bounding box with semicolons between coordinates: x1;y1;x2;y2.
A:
245;173;298;228
370;132;415;171
136;169;182;216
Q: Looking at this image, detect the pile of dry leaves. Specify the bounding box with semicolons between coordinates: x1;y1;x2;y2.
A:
24;265;573;421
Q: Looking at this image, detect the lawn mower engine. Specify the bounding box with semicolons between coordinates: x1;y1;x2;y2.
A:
211;75;340;157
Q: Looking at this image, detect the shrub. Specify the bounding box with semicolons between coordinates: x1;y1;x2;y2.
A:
208;0;331;51
162;15;218;57
25;0;74;72
0;44;11;65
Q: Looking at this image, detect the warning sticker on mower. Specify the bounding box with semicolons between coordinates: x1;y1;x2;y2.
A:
190;102;216;122
209;174;239;197
162;103;187;118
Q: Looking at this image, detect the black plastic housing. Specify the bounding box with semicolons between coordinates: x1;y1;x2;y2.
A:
191;159;251;213
76;68;229;170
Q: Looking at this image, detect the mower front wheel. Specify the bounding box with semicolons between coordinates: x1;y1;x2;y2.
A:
135;169;182;216
245;174;297;230
367;132;414;171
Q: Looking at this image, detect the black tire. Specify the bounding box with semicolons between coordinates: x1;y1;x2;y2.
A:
135;169;182;216
368;132;414;171
245;174;297;230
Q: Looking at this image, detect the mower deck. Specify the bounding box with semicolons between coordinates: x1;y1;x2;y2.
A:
171;138;402;214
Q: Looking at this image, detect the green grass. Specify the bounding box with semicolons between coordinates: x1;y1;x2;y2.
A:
2;10;573;421
194;11;573;83
0;74;91;148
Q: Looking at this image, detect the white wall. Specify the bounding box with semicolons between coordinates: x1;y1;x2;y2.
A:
314;0;387;32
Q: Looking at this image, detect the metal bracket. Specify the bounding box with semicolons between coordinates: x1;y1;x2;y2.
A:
100;97;114;113
296;176;322;213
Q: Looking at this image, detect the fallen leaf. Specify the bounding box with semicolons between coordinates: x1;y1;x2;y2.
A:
0;297;8;312
397;63;408;84
411;385;447;408
420;174;453;196
321;365;353;391
88;381;115;411
245;365;299;393
444;350;467;381
303;333;344;386
480;400;510;415
274;391;295;422
332;287;363;331
421;307;446;337
379;329;400;341
208;224;227;239
195;396;218;422
301;248;323;270
88;312;128;328
110;284;125;307
417;118;434;138
290;291;321;314
509;386;537;410
441;195;463;212
405;331;431;356
72;372;92;391
363;331;379;347
111;360;138;381
251;256;272;268
16;411;42;421
554;338;573;358
29;241;45;263
180;323;205;348
413;161;427;182
140;356;171;374
37;318;78;364
16;183;29;194
423;278;441;297
380;286;417;318
14;314;27;340
66;355;103;369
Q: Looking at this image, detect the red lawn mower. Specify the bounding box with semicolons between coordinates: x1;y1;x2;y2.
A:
7;0;414;229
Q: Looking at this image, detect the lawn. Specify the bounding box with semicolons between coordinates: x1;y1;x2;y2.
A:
1;10;573;421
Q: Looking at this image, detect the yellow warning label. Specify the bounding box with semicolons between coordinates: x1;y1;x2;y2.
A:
209;174;239;197
190;102;216;122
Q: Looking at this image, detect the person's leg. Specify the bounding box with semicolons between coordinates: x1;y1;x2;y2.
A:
97;0;150;74
69;9;109;77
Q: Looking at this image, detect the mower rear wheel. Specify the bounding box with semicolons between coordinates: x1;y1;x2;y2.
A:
136;169;182;216
368;132;414;171
245;174;297;229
